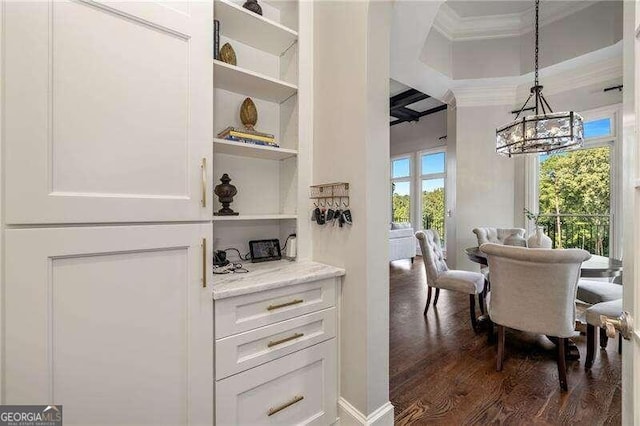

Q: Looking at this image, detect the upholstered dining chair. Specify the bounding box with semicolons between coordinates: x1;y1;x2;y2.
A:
472;227;527;285
472;227;526;246
480;243;591;391
416;230;486;331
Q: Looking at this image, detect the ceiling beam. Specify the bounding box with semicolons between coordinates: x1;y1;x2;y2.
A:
390;106;421;120
391;104;447;126
390;89;430;110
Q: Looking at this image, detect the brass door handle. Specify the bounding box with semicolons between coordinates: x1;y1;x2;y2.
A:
202;238;207;288
267;299;303;311
267;333;304;348
268;395;304;416
601;311;633;340
201;158;207;208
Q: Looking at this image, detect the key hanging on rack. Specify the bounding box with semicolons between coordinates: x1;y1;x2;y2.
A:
309;183;351;227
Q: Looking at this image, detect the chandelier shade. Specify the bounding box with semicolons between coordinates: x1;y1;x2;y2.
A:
496;111;584;156
495;0;584;156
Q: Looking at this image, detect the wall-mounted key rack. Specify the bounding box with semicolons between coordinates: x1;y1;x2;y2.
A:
310;182;349;202
310;183;352;227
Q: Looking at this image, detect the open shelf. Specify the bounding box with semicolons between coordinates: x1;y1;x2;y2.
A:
212;214;297;221
213;138;297;160
214;60;297;103
215;0;297;56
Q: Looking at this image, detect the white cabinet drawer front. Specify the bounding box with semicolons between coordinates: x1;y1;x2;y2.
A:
215;279;337;338
216;308;336;379
216;340;337;426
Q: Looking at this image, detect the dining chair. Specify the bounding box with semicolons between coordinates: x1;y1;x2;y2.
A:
472;227;526;247
472;228;527;284
585;298;623;369
416;230;486;331
480;243;591;391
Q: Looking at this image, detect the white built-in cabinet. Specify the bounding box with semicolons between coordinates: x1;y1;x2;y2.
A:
2;1;215;425
3;1;213;224
2;0;327;424
4;224;213;425
214;276;339;425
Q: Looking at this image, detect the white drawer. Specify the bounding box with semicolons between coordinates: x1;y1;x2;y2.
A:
216;308;336;380
214;278;337;338
216;339;337;426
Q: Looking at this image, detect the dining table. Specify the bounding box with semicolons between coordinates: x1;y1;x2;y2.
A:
465;246;623;278
465;246;623;360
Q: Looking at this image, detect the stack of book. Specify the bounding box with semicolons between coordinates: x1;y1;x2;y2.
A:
217;127;279;148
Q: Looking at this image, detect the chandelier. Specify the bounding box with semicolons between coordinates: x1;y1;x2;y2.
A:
496;0;584;157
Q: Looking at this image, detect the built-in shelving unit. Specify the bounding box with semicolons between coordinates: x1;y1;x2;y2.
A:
213;0;305;258
213;60;297;103
213;138;297;160
214;0;297;56
211;3;332;423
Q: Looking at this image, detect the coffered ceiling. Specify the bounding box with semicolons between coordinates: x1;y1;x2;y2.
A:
434;0;598;41
389;80;446;125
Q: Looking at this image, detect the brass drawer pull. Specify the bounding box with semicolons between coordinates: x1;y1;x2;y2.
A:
267;299;303;311
268;333;304;348
268;395;304;416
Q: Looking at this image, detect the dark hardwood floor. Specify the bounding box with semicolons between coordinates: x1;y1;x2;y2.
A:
389;257;621;425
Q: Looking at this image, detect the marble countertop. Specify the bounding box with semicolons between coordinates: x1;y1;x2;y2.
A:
212;259;345;300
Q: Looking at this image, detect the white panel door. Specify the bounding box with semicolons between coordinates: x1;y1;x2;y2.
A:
4;224;213;425
625;1;640;422
3;1;212;224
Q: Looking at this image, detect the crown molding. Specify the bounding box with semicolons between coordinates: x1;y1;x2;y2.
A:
444;43;622;108
452;84;517;107
515;50;623;100
434;1;598;41
442;89;456;107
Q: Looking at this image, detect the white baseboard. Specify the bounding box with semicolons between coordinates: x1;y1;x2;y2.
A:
337;397;394;426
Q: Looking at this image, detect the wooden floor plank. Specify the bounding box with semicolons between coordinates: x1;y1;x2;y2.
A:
389;258;622;425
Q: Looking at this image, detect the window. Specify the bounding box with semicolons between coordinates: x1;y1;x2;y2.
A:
584;118;612;139
391;156;412;224
538;146;611;255
532;107;619;257
420;151;446;242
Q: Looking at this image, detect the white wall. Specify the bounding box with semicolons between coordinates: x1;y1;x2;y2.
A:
452;36;521;79
313;0;392;422
454;104;516;271
420;29;451;77
390;109;447;156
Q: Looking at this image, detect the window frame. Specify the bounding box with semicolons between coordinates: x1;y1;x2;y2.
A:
391;154;414;225
524;104;622;258
417;148;447;240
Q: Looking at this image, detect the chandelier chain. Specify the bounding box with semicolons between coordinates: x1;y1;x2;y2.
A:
534;0;539;88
